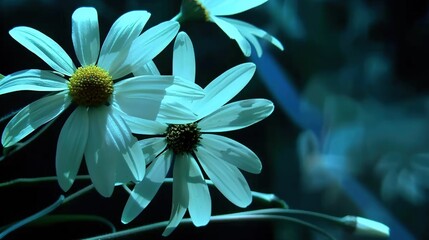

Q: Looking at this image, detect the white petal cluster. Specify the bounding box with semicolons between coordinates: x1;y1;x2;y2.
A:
121;32;274;235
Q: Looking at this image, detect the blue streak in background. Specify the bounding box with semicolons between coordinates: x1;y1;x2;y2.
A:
250;52;323;139
252;49;415;240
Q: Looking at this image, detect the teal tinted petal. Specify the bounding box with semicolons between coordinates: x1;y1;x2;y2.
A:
157;101;198;124
0;70;67;94
9;27;76;76
85;107;145;197
192;63;255;118
72;7;100;66
123;115;168;135
56;107;88;191
2;92;71;147
114;75;203;122
127;21;179;68
199;99;274;132
163;154;189;236
188;156;211;227
211;16;251;56
98;11;151;79
196;146;252;207
222;17;284;56
132;61;160;76
173;32;195;82
85;107;116;197
139;137;168;164
200;134;262;174
201;0;267;16
122;150;173;224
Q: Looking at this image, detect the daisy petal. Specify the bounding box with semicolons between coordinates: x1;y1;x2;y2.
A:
127;21;179;68
9;27;76;76
85;107;144;197
163;154;189;236
199;99;274;132
192;63;255;118
173;32;195;82
85;107;117;197
123;115;168;135
139;137;168;164
157;101;199;124
202;0;267;16
110;108;146;183
72;7;100;66
2;93;71;147
98;11;151;79
132;61;160;76
222;18;284;52
200;134;262;174
114;75;203;121
122;150;173;224
56;107;88;191
211;16;251;56
188;156;211;227
0;69;68;94
196;146;252;207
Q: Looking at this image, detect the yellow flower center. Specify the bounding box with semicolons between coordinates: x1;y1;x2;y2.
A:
68;65;113;107
166;122;201;154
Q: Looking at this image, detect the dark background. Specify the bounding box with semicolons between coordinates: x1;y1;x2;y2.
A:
1;0;429;239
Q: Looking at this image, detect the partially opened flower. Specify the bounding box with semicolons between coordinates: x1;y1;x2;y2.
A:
0;7;203;197
121;32;274;235
174;0;284;57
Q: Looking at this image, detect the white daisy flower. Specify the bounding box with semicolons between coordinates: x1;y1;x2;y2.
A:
175;0;284;57
0;7;204;197
121;32;274;235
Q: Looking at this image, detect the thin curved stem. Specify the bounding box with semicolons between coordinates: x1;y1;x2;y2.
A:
0;119;56;162
82;212;336;240
0;175;91;188
0;195;65;239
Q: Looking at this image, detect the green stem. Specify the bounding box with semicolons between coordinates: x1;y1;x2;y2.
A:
171;12;184;22
0;175;91;188
0;195;65;239
0;183;93;238
82;211;336;240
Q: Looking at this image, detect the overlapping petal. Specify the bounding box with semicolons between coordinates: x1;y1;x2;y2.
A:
9;27;76;76
173;32;195;82
72;7;100;66
126;21;180;68
2;93;71;147
199;99;274;132
192;63;255;118
98;10;151;79
84;106;145;197
201;0;267;16
210;16;251;56
0;70;68;94
196;146;252;208
56;107;88;191
122;150;173;224
221;17;284;57
163;154;189;236
85;107;117;197
199;134;262;174
114;75;203;122
187;156;211;227
139;137;168;163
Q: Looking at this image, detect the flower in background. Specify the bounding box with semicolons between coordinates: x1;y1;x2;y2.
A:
175;0;284;57
121;32;274;235
376;153;429;205
0;7;203;197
